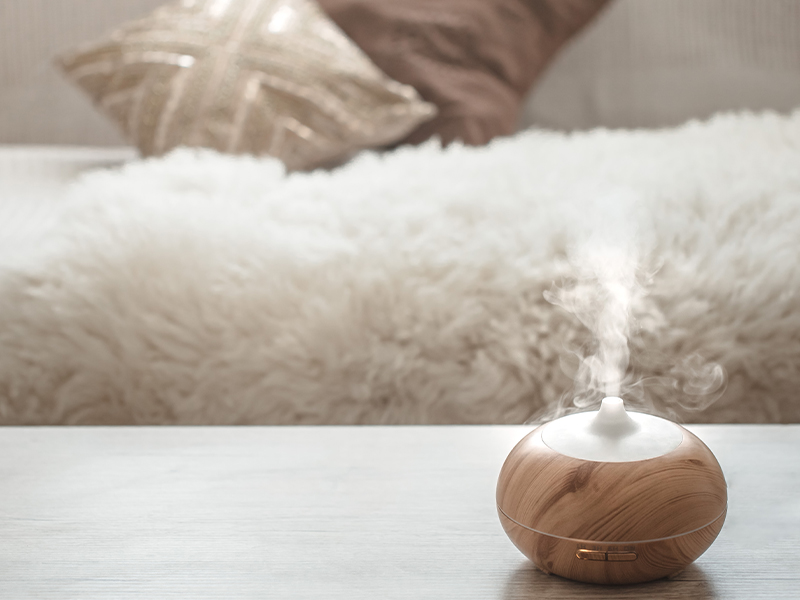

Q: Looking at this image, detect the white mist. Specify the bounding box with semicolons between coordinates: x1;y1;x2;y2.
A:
545;189;644;409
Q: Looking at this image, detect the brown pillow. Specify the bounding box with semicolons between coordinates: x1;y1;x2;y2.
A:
56;0;436;170
318;0;610;146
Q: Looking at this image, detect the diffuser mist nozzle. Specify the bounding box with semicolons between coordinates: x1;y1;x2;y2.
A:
590;396;639;437
541;397;683;462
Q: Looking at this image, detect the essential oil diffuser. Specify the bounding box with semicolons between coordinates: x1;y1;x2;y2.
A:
497;397;727;585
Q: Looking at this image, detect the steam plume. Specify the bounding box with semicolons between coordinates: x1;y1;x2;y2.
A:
540;189;726;421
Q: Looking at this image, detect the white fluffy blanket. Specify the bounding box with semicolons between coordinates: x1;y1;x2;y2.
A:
1;111;799;424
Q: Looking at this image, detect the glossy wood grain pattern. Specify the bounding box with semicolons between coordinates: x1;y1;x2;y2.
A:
0;426;797;599
497;425;728;584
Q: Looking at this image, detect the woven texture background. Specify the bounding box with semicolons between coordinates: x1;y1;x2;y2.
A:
1;111;799;424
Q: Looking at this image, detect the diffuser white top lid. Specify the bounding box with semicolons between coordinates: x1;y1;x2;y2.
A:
541;397;683;462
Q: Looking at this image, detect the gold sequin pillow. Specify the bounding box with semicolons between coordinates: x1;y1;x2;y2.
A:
56;0;436;170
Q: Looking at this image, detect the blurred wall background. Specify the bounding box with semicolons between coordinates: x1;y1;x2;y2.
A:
1;0;799;146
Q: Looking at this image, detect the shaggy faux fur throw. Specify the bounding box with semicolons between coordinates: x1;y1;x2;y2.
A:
1;111;799;424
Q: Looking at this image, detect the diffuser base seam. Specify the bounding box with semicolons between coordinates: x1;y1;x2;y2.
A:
497;504;727;545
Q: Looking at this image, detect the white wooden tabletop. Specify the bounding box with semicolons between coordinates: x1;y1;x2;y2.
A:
0;425;797;599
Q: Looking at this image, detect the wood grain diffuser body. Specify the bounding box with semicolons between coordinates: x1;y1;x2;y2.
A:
497;397;727;585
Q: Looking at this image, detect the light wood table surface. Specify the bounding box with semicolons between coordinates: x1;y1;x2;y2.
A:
0;425;797;599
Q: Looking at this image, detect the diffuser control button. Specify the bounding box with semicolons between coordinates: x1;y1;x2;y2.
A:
576;549;607;561
607;551;638;562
